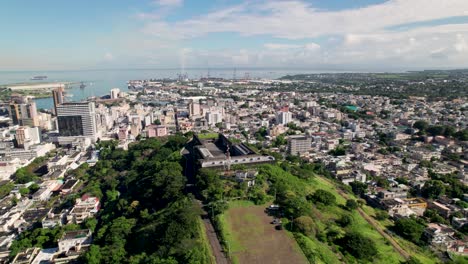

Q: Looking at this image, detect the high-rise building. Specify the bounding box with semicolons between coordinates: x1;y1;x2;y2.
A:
276;111;292;125
110;88;120;99
56;102;97;140
52;87;65;115
9;100;39;127
188;100;201;117
287;135;311;155
205;111;223;126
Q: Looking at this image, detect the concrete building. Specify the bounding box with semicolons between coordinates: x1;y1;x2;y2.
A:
9;100;39;127
186;133;275;169
276;111;292;125
147;125;167;138
205;111;223;126
67;195;100;224
287;135;311;155
110;88;120;99
118;125;128;140
188;100;201;117
52;87;65;115
14;126;40;147
56;102;98;141
58;229;92;253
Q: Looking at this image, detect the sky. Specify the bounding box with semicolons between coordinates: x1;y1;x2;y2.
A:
1;0;468;71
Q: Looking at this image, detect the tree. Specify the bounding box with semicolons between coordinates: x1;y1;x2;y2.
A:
82;245;102;264
310;189;336;206
272;134;287;147
375;210;389;221
423;209;447;224
443;126;457;137
293;216;315;236
0;182;14;199
29;183;40;193
346;199;358;210
454;129;468;141
427;125;445;136
337;214;353;227
350;181;367;197
421;180;445;199
413;120;429;131
19;188;29;196
14;168;38;184
393;217;425;245
254;127;268;141
338;231;377;261
329;146;346;156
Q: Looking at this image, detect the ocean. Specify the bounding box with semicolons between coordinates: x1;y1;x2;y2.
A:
0;68;322;110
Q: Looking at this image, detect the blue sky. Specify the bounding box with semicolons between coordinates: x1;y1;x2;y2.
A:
1;0;468;71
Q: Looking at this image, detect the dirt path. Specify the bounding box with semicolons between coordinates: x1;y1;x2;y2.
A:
320;177;411;260
201;214;230;264
196;201;230;264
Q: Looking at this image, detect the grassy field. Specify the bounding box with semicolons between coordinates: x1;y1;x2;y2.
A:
217;201;307;264
309;177;405;263
259;164;407;263
198;132;219;139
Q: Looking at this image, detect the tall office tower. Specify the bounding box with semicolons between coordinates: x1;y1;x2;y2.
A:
276;111;292;125
9;100;39;127
287;135;312;156
205;111;223;126
52;87;65;115
188;100;201;117
110;88;120;99
56;102;97;140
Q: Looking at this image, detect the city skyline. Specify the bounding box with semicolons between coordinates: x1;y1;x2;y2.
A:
1;0;468;71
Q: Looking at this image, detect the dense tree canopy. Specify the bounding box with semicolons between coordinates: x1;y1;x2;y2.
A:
77;136;212;264
393;217;426;245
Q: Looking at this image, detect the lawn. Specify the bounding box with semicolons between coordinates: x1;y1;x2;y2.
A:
218;201;307;264
198;132;219;139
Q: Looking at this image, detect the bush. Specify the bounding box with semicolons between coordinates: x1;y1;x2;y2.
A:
345;199;358;210
293;216;315;236
338;231;377;261
375;210;389;221
336;214;353;227
310;189;336;206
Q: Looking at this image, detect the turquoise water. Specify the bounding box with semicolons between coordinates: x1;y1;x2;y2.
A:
0;68;314;110
345;105;358;111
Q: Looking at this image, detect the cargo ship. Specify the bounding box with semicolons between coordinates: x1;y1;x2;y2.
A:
30;75;47;80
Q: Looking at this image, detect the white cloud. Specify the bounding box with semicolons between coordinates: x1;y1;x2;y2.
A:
304;43;320;51
154;0;183;7
104;52;114;61
264;42;320;51
141;0;468;40
454;33;468;52
264;43;301;50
